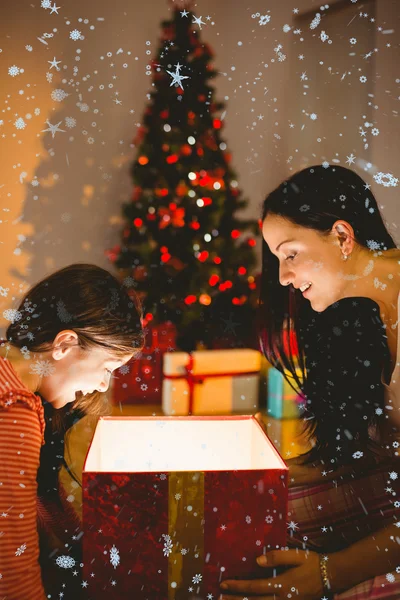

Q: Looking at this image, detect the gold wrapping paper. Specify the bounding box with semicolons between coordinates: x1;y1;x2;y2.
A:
168;471;205;599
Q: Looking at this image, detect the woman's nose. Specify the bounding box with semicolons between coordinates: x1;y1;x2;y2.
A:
279;264;294;287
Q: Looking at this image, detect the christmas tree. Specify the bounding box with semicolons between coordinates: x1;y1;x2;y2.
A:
107;2;261;352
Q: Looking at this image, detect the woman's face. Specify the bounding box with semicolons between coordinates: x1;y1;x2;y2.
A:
38;342;134;409
262;214;349;313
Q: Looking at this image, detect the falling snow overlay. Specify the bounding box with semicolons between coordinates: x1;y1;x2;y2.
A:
0;0;399;598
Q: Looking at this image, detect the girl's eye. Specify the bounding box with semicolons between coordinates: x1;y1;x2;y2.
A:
286;253;297;261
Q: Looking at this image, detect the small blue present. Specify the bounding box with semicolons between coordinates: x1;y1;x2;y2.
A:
267;367;301;419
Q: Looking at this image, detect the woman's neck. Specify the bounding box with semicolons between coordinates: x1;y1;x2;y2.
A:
344;249;400;325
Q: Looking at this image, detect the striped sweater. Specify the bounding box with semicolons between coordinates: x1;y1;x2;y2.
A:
0;356;46;600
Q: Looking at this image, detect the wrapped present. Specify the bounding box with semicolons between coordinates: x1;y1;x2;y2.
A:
267;367;302;419
82;415;288;599
162;349;261;415
112;321;176;405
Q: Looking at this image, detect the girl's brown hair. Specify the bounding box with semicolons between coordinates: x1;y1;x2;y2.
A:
6;262;145;417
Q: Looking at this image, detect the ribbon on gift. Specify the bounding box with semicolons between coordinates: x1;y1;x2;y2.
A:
164;353;260;414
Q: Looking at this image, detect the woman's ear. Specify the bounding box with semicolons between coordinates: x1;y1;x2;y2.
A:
333;220;355;255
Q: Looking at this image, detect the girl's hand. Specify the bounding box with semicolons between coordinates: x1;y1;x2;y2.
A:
220;549;327;599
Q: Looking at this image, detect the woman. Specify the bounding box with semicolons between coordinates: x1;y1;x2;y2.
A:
220;165;400;599
0;263;144;599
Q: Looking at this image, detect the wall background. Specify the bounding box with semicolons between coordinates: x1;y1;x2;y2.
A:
0;0;398;334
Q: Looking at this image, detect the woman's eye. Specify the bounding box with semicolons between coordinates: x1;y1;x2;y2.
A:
106;368;112;376
286;253;297;261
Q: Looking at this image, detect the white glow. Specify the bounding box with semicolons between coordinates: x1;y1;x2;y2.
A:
213;182;221;190
84;416;286;473
188;172;196;180
188;136;196;145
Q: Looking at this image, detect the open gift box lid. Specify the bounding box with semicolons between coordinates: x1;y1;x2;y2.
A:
83;415;287;473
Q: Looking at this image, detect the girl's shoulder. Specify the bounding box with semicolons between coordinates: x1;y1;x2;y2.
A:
0;387;46;445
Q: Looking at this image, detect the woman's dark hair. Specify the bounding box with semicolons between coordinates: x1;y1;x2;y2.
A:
258;165;397;467
5;263;145;497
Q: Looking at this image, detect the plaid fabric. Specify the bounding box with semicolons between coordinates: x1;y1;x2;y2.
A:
287;460;400;599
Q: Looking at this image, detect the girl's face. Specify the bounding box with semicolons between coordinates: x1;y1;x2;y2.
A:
262;214;349;313
38;342;134;409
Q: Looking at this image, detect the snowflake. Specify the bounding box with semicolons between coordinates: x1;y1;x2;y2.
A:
310;13;321;29
3;308;22;323
245;515;252;524
70;29;82;41
394;501;400;508
397;566;400;573
56;299;73;323
346;153;356;165
15;543;27;556
299;204;310;212
51;89;69;102
0;286;9;297
353;451;364;459
389;471;398;480
162;534;173;557
119;364;130;375
322;161;330;169
141;383;148;391
159;473;167;480
192;573;202;584
373;172;398;188
65;116;77;128
366;239;382;251
386;573;395;583
259;15;271;25
123;276;135;288
181;548;188;555
30;360;55;377
283;24;291;33
393;441;399;448
166;63;190;89
42;120;65;139
79;103;89;112
320;31;329;42
287;520;299;531
8;65;21;77
310;113;318;120
14;117;27;130
61;213;71;223
175;493;181;500
265;515;274;524
56;555;76;569
371;128;379;136
109;545;120;569
87;137;95;144
26;45;33;52
46;72;53;83
360;75;367;83
256;540;262;546
350;38;357;44
41;0;52;7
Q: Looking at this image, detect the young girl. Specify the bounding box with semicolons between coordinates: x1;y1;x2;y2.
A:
220;165;400;599
0;263;144;599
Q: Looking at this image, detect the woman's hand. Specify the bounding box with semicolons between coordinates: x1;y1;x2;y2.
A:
220;549;327;599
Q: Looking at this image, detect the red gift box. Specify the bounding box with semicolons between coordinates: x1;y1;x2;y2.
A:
112;322;177;405
82;415;288;599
